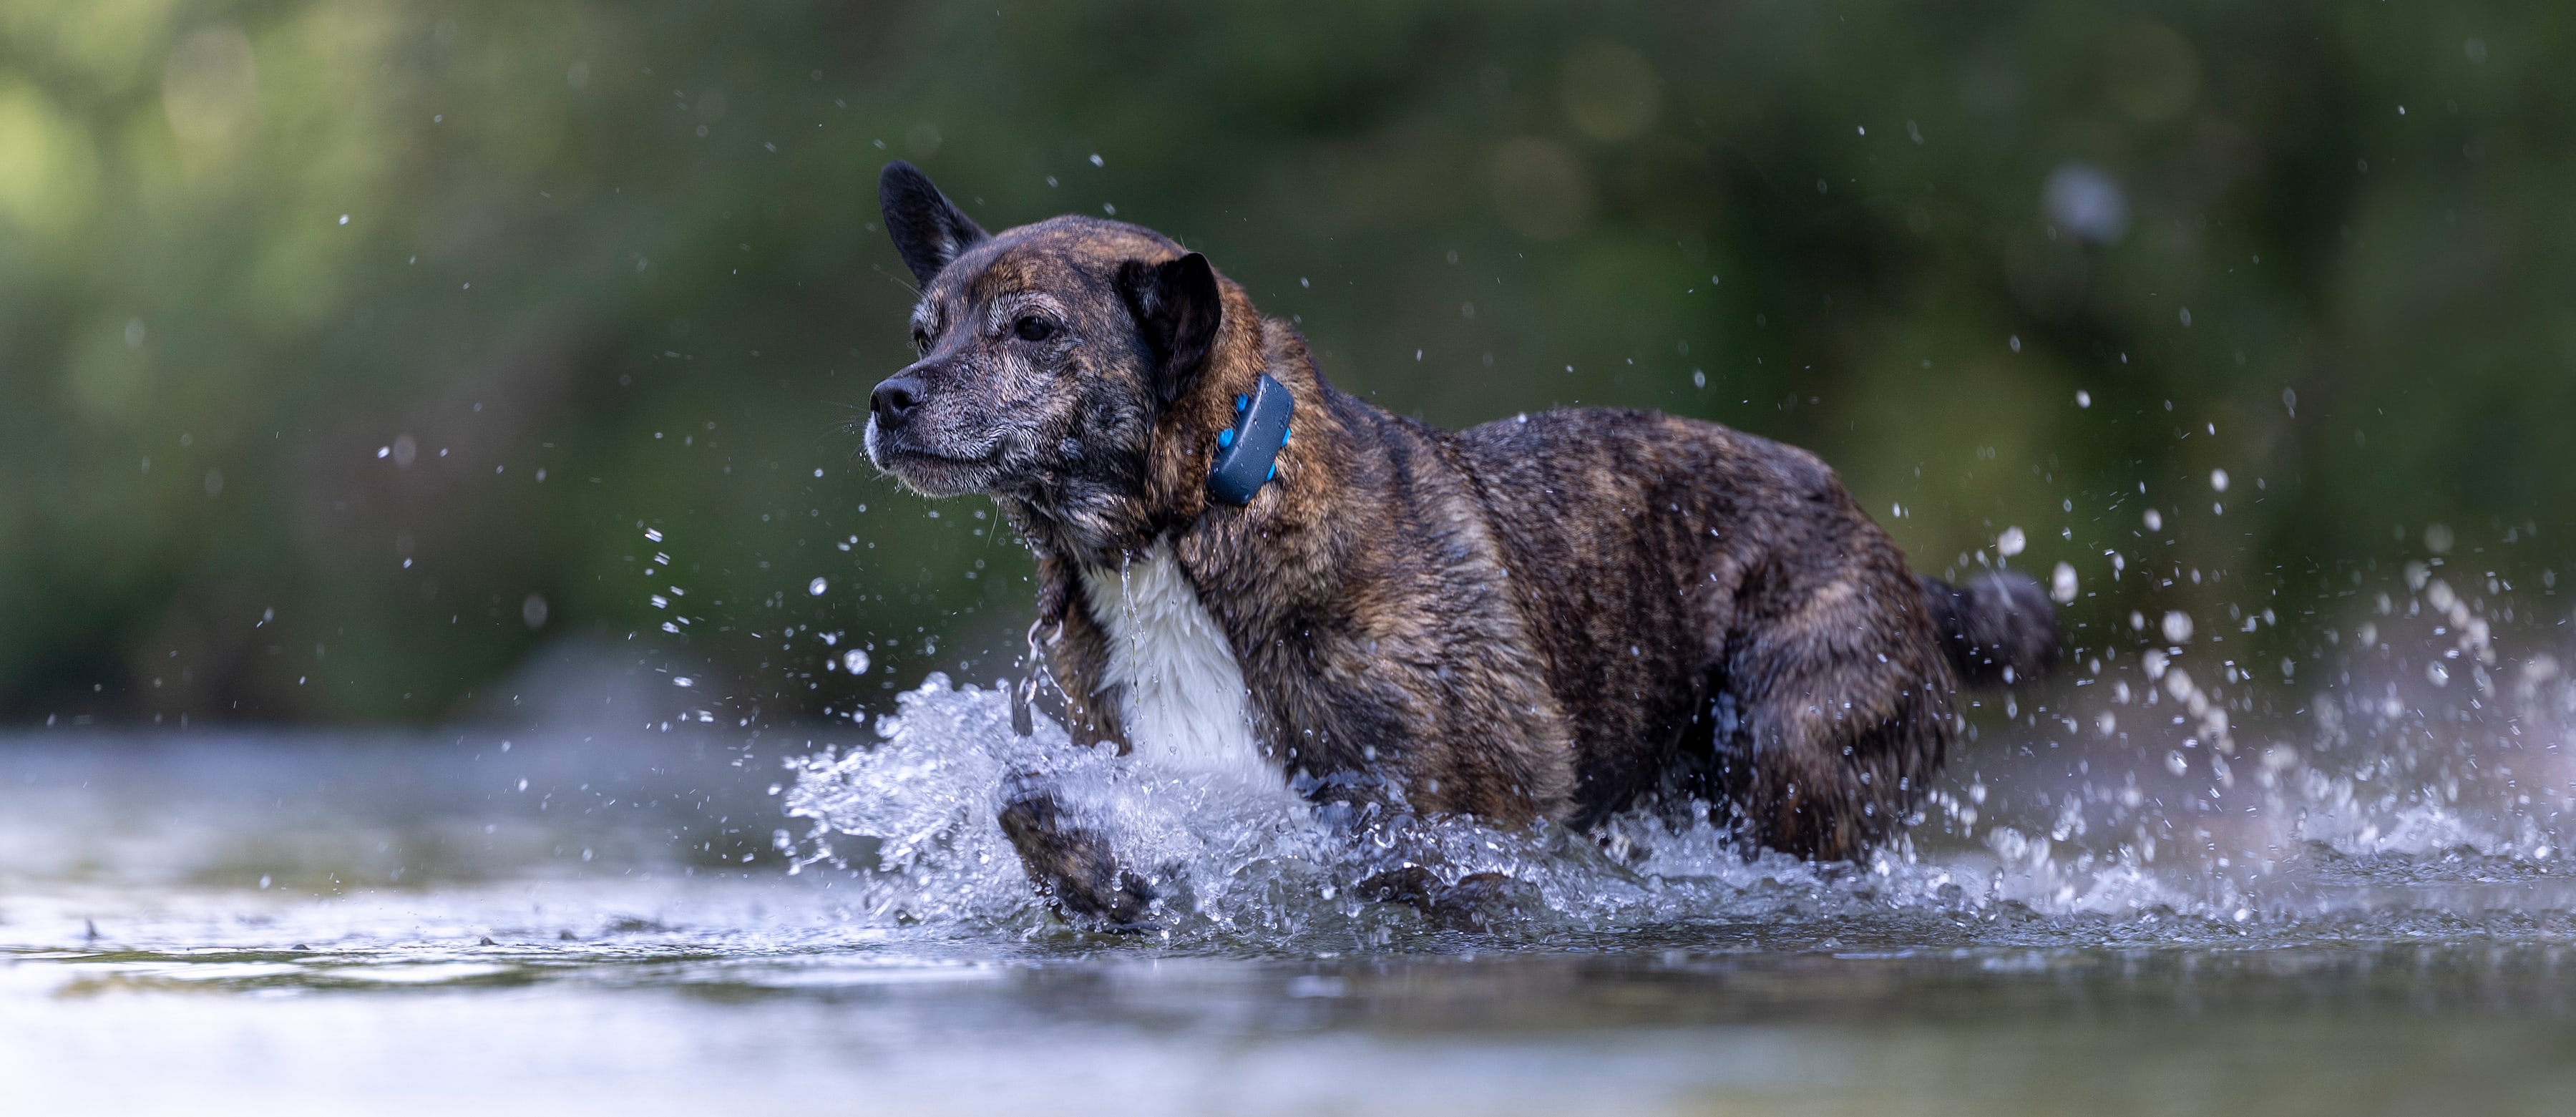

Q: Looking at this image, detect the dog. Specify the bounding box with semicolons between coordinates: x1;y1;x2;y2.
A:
862;162;2057;927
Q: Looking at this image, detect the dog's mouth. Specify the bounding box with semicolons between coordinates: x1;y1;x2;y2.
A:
867;429;1007;497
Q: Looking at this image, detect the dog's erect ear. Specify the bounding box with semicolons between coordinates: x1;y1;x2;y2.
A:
1117;253;1221;406
879;161;988;285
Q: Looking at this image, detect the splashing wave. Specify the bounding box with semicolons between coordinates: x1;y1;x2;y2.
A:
783;565;2576;950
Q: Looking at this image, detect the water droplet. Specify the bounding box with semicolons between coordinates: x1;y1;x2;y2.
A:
2042;162;2129;243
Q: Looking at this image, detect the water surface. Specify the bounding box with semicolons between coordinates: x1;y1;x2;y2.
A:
11;567;2576;1114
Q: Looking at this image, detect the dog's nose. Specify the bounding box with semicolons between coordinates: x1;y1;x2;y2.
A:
871;376;925;428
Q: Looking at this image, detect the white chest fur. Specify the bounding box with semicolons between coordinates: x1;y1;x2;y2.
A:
1077;541;1281;791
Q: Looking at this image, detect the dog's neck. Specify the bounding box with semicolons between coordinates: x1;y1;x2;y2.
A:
1008;309;1340;572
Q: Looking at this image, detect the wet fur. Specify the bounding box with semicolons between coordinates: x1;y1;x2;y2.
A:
862;162;2056;925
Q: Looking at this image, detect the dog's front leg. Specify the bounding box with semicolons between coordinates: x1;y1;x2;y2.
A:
1000;567;1152;927
1012;571;1128;753
997;781;1155;929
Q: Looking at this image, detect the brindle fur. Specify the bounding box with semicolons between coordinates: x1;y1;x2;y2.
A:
862;162;2057;924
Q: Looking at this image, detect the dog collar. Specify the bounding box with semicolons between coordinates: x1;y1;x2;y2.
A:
1206;373;1293;506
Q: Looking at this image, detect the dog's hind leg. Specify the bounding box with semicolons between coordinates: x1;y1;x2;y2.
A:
1720;575;1956;862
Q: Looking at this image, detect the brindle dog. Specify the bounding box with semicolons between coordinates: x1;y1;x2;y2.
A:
862;162;2056;927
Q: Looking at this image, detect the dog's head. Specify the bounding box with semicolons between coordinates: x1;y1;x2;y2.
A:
863;162;1229;554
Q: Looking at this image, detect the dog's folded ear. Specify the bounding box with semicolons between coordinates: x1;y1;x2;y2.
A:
1117;252;1221;406
879;161;988;285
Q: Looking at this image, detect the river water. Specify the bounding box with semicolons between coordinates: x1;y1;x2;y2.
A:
9;561;2576;1114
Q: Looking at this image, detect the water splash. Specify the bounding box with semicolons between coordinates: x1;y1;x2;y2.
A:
780;565;2576;948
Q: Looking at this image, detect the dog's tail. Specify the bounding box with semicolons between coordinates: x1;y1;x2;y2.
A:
1920;571;2059;688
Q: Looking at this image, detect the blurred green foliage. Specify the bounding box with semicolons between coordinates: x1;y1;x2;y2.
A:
2;0;2566;724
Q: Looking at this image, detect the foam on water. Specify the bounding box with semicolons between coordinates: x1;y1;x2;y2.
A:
781;560;2576;949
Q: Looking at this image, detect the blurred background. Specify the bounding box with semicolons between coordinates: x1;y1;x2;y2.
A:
1;0;2562;727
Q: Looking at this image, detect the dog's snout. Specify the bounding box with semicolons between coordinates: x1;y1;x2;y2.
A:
871;376;926;428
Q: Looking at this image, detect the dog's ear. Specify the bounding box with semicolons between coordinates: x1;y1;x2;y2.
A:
1117;253;1221;406
879;161;988;285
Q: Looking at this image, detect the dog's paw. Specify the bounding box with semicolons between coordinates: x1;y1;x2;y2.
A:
1355;867;1537;932
1075;869;1158;932
997;793;1158;931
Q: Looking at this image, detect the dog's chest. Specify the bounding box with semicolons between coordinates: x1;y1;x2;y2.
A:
1077;542;1276;786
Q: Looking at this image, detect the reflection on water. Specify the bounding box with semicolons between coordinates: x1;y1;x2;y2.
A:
8;565;2576;1113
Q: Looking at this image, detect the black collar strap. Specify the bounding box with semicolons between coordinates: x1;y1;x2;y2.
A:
1206;372;1293;505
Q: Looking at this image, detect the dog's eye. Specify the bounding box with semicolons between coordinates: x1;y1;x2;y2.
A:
910;330;930;353
1013;316;1055;343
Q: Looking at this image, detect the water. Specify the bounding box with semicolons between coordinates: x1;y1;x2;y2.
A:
10;563;2576;1113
